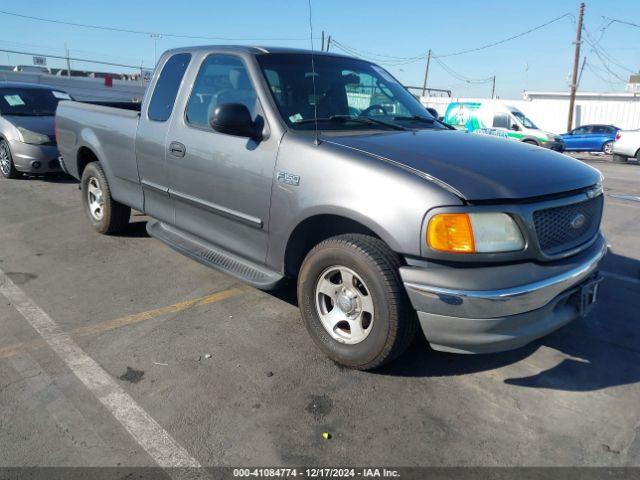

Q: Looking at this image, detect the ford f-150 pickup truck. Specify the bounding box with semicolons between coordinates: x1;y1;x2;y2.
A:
56;46;606;370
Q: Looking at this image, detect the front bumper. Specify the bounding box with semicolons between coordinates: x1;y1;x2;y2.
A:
8;139;61;173
400;234;607;353
541;140;565;152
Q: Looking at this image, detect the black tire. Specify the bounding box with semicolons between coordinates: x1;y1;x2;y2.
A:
80;162;130;234
522;139;538;146
613;154;628;164
0;139;20;179
297;234;418;370
602;141;614;155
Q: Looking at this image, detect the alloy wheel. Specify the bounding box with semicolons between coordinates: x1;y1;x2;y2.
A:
315;265;375;344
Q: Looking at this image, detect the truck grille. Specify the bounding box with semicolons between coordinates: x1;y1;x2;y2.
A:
533;195;603;255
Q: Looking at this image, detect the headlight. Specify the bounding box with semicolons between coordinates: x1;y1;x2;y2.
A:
17;127;50;145
427;212;525;253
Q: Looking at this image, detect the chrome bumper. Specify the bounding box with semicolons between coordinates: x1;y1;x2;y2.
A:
402;235;606;319
400;235;607;353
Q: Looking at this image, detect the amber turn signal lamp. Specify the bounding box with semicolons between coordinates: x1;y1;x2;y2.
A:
427;213;476;253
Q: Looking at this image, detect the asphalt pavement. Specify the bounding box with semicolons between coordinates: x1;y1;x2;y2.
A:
0;155;639;469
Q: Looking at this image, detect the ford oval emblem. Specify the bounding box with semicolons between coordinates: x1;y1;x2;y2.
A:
570;213;586;230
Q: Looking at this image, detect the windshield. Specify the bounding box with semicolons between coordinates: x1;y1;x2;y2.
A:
511;109;538;129
0;88;69;116
257;53;443;131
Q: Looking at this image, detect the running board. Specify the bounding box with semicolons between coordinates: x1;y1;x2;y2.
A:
147;220;284;290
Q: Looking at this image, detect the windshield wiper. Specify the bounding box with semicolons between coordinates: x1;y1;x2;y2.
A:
393;115;435;124
294;115;407;131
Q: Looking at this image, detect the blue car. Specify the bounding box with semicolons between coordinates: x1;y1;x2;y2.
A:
560;124;619;154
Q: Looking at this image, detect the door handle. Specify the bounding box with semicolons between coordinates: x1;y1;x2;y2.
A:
168;141;186;157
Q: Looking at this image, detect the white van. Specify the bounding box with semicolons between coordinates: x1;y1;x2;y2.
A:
443;102;565;151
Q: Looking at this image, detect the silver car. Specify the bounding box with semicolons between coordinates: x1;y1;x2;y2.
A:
0;82;71;178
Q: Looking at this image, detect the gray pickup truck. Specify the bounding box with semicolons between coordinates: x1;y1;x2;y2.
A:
56;46;606;370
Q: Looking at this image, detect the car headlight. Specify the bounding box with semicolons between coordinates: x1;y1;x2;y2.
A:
17;127;50;145
427;212;525;253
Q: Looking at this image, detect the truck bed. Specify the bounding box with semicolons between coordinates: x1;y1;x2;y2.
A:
56;100;144;210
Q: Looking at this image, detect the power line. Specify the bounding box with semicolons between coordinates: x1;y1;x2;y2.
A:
436;12;573;58
0;9;317;42
330;41;424;66
331;10;575;66
432;57;494;84
582;24;635;74
602;18;640;30
329;40;424;62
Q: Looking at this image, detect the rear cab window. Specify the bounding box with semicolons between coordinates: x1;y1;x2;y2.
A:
148;53;191;122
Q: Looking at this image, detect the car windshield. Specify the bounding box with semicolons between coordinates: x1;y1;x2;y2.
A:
511;110;538;129
0;88;69;116
257;53;443;131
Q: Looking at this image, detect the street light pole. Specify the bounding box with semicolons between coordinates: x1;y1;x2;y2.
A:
150;33;162;66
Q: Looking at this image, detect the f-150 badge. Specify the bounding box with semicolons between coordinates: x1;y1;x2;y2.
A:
277;171;300;186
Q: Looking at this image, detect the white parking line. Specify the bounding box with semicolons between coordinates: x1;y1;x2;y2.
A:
601;271;640;285
0;268;207;478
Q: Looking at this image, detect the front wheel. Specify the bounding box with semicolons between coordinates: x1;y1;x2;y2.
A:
81;162;131;234
0;139;19;179
602;141;614;155
297;234;417;370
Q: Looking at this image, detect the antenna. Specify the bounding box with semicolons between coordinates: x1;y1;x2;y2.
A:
307;0;321;145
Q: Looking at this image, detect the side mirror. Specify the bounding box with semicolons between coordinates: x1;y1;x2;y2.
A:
210;103;258;139
511;123;520;131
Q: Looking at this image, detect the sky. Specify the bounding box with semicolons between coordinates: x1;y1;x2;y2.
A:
0;0;638;99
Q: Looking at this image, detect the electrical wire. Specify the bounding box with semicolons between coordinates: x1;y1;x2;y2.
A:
0;9;318;42
432;57;494;84
436;12;573;58
331;10;574;64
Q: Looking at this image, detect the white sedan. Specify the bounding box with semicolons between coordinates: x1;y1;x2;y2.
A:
612;129;640;163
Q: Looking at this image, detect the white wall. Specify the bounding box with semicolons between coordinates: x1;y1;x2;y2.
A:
0;71;146;102
422;93;640;133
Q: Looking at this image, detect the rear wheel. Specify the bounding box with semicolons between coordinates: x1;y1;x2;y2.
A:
613;154;628;164
297;234;417;370
0;139;19;179
523;139;538;146
602;141;614;155
81;162;130;234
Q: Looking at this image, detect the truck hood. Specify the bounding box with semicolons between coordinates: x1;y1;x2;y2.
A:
326;129;600;201
4;115;55;137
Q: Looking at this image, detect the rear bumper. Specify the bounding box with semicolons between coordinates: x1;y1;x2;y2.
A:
9;139;61;173
400;234;607;353
612;142;636;157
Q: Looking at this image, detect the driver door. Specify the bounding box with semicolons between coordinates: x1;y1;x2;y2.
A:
165;53;278;264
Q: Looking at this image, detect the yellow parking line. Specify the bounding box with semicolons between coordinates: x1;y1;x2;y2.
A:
0;286;248;360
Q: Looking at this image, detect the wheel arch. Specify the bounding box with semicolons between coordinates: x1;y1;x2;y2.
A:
283;213;393;278
76;145;100;178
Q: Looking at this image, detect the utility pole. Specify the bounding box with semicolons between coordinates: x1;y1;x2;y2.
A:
326;35;331;52
421;49;432;98
567;2;585;131
491;75;496;99
321;31;325;52
65;43;71;77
